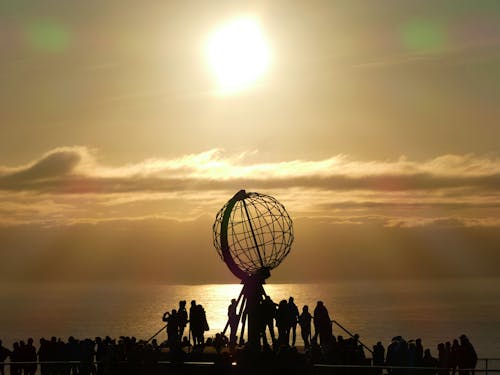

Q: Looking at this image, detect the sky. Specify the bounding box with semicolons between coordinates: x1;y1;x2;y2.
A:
1;0;500;283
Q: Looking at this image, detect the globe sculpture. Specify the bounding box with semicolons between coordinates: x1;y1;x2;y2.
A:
213;189;294;349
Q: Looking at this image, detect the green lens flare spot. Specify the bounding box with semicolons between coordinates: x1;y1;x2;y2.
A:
402;20;446;53
25;21;71;53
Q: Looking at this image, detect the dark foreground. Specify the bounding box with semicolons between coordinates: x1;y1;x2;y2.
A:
0;332;481;375
1;344;483;375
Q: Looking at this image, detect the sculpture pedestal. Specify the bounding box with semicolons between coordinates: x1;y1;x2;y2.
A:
224;269;270;350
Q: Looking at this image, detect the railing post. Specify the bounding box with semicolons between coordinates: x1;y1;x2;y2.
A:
485;358;488;375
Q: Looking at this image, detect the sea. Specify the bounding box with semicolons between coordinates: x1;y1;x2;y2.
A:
1;278;499;359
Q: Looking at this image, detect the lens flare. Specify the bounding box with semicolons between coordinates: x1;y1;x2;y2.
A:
402;20;446;53
25;20;71;53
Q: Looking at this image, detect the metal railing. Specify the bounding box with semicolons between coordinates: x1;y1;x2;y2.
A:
2;360;500;373
314;363;500;372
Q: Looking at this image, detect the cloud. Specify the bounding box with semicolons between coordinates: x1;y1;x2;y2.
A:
0;147;91;187
2;215;500;283
384;216;500;228
1;147;500;193
1;148;500;283
0;147;499;227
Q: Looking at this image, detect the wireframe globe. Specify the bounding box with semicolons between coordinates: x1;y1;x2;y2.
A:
213;190;294;278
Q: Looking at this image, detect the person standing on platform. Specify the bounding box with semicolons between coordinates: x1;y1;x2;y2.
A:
298;305;312;349
373;341;385;375
228;299;239;345
262;296;277;344
276;300;291;346
458;335;477;375
25;338;37;375
195;304;209;346
423;349;439;375
162;309;179;347
177;301;188;341
313;301;332;346
0;340;11;375
189;300;198;346
288;297;299;347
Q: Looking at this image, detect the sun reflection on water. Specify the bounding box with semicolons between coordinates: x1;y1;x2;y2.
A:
1;280;500;356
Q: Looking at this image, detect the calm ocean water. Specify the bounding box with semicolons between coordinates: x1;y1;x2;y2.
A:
1;278;499;358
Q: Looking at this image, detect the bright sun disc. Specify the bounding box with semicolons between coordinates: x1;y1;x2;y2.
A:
207;18;271;94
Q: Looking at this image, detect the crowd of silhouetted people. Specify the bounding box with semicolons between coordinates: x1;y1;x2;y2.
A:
374;335;478;375
227;296;333;350
161;300;210;349
0;335;167;375
0;296;480;375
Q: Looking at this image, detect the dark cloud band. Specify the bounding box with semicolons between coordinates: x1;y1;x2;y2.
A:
1;147;500;194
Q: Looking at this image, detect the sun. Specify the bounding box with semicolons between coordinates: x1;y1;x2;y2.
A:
206;18;271;94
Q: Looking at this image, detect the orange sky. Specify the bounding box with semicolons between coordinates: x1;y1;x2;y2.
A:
1;1;500;283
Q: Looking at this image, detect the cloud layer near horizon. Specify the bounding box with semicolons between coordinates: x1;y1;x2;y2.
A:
1;147;500;283
1;146;499;227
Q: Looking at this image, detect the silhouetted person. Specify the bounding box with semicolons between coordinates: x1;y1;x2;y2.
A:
228;298;239;345
256;300;270;348
387;336;408;375
24;338;37;375
313;301;331;346
261;296;277;344
386;336;397;371
163;309;179;347
67;336;79;375
0;340;11;375
177;300;188;340
449;340;459;375
298;305;312;349
348;334;366;365
438;343;449;375
416;339;424;366
190;303;208;347
45;336;58;375
199;304;209;344
95;336;105;375
409;340;418;371
458;335;477;375
189;300;198;346
423;349;439;375
288;297;299;346
81;338;96;375
37;339;48;375
276;300;290;346
19;341;28;375
10;342;20;375
373;341;385;375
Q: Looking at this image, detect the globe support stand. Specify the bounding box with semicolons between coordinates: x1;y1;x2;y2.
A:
223;269;270;350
